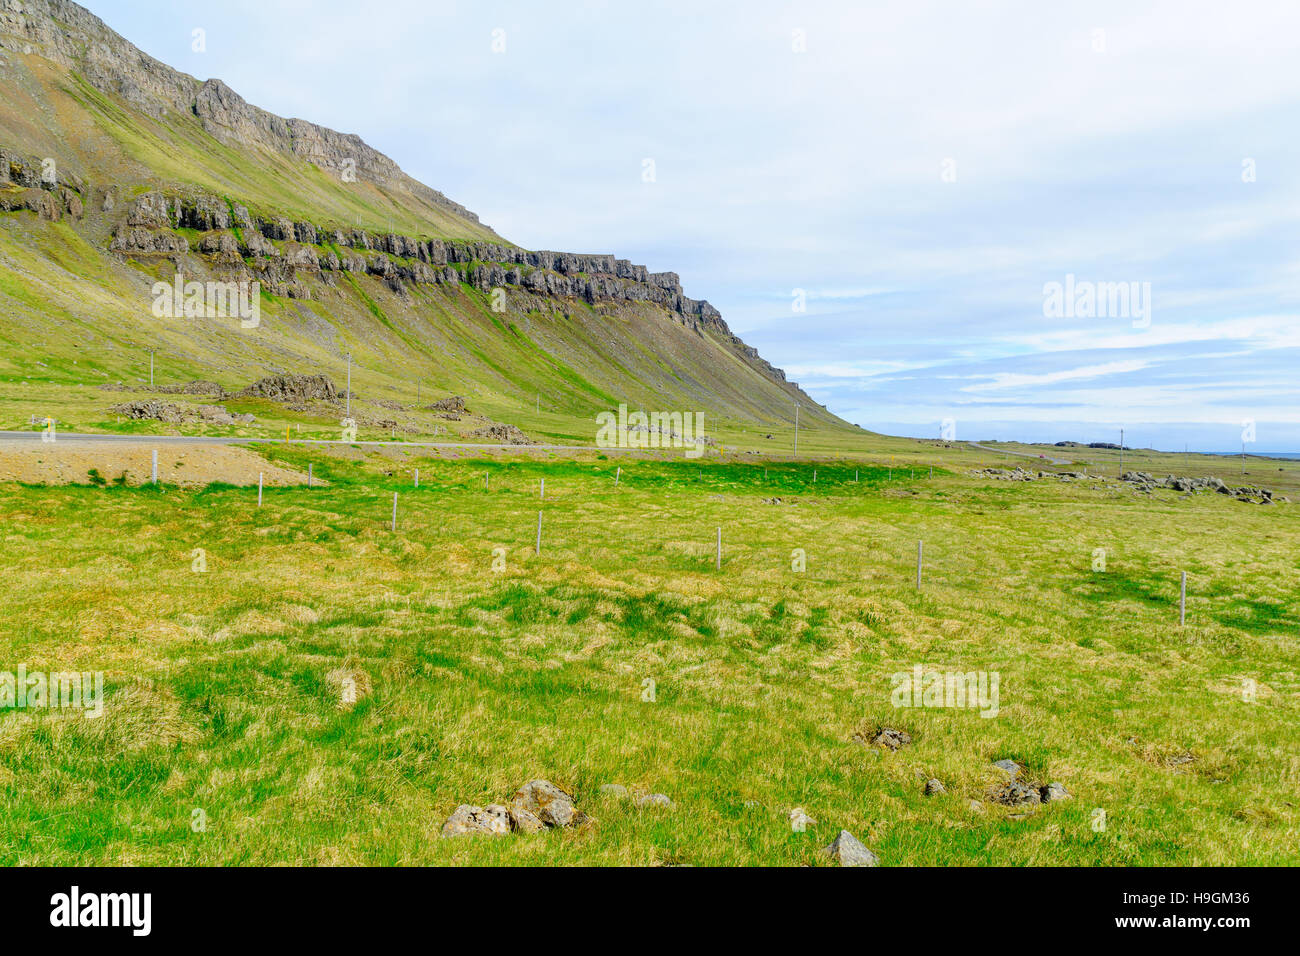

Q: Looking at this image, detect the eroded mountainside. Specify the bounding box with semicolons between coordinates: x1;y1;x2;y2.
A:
0;0;846;441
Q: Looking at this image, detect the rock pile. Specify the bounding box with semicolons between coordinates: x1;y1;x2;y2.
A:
425;395;468;417
469;423;537;445
235;374;340;404
110;400;253;425
988;760;1072;807
853;727;912;751
441;779;589;838
1120;472;1285;502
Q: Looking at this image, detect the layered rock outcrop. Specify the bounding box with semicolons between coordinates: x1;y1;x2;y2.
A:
102;188;740;337
0;0;482;227
0;147;85;221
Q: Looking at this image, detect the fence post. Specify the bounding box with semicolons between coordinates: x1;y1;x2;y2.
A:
308;463;313;488
540;477;545;500
414;468;419;488
151;449;158;485
615;466;621;487
916;540;923;589
1180;571;1187;626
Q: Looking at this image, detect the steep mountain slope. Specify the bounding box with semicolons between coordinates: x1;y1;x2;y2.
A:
0;0;855;448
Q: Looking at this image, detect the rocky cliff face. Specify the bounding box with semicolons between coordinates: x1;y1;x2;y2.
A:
0;0;481;226
0;0;799;395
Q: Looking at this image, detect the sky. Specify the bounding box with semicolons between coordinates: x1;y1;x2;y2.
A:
83;0;1300;451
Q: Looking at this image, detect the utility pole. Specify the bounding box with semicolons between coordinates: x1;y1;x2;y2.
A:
1119;428;1124;476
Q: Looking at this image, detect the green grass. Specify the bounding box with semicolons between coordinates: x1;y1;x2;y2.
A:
1;449;1296;865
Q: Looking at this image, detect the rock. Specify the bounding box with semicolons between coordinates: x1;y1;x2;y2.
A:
507;805;545;833
179;194;232;231
127;191;172;228
822;830;879;867
599;784;629;798
866;728;912;751
636;793;674;809
990;781;1041;807
512;779;584;828
440;803;512;838
924;778;947;796
1040;782;1072;803
197;231;240;257
993;759;1022;777
968;800;986;814
108;224;188;254
426;395;469;417
470;423;537;445
788;807;816;830
109;399;252;425
237;374;339;404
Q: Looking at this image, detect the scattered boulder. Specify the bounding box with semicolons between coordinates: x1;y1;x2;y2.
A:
990;781;1041;807
788;807;816;830
507;805;546;833
1040;782;1072;803
858;727;912;751
470;423;537;445
441;804;513;838
822;830;879;867
636;793;674;810
512;779;585;828
444;780;588;837
993;759;1022;777
924;778;947;796
426;395;469;417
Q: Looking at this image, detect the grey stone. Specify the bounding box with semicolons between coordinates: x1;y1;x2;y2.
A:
991;781;1041;807
636;793;674;809
1040;782;1072;803
440;803;512;838
512;779;583;828
507;805;545;833
868;728;912;751
822;830;879;867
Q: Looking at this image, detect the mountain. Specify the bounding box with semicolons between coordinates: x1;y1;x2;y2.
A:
0;0;854;447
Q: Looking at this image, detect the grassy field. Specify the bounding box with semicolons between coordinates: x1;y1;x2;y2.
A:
2;445;1296;865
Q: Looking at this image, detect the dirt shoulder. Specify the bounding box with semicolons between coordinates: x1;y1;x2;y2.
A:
0;441;309;488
